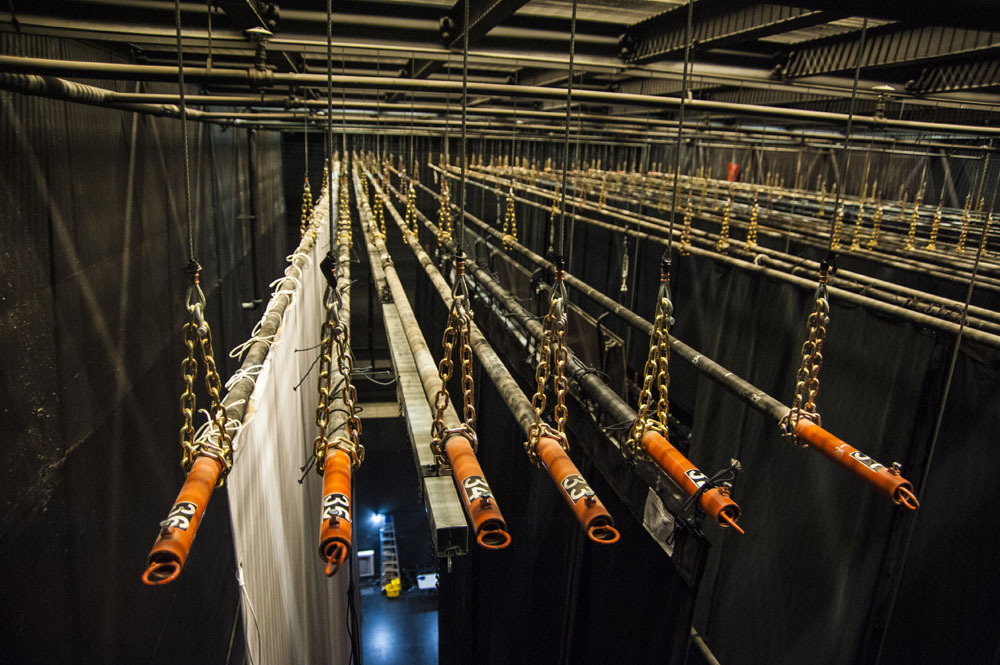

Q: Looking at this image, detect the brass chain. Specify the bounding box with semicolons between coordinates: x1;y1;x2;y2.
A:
525;274;570;465
866;203;884;250
332;300;364;467
925;204;942;251
817;180;827;218
437;179;453;247
745;191;760;250
679;191;694;256
405;179;419;237
179;271;232;482
300;177;313;238
430;258;477;467
716;198;732;253
782;267;830;444
830;205;844;251
850;201;866;250
313;287;336;474
626;265;673;458
502;184;518;250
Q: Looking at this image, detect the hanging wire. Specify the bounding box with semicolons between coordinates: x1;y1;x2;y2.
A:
341;47;347;156
174;0;195;263
556;0;578;260
326;0;334;241
873;156;998;665
664;0;694;262
304;106;309;174
825;18;868;260
457;0;470;253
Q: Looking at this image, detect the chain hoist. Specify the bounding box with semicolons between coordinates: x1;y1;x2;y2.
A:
525;266;570;466
501;184;518;251
745;191;760;250
626;261;674;459
300;177;314;238
179;263;233;482
781;263;831;443
437;179;453;247
430;255;478;467
679;191;694;256
716;197;732;253
850;199;867;251
866;202;884;250
925;204;942;251
904;199;922;250
830;205;845;251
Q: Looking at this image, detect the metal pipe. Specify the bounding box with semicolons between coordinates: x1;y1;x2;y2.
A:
4;55;1000;136
395;170;921;508
371;167;620;544
352;163;511;549
143;164;340;585
443;167;1000;349
318;193;355;577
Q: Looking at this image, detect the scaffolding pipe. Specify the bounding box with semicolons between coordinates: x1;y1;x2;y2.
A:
352;164;511;549
4;55;1000;137
370;167;620;543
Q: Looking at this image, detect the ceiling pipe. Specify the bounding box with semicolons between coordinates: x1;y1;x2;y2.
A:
3;55;1000;136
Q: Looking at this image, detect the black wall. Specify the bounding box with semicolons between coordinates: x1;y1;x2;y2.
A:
1;35;287;664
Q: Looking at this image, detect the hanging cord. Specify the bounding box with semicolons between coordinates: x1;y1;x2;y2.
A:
825;17;868;261
873;158;997;665
326;0;334;243
173;0;231;483
456;0;470;253
300;112;314;238
784;18;867;441
555;0;578;260
664;0;694;263
174;0;194;263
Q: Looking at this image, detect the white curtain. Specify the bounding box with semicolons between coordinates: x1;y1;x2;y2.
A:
226;172;351;665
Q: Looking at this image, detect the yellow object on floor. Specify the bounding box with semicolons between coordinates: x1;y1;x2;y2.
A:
385;577;401;598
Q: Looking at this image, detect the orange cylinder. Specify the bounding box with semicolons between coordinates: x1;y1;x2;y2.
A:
641;430;743;531
537;436;620;544
444;435;512;549
318;449;354;577
142;455;222;585
794;418;920;509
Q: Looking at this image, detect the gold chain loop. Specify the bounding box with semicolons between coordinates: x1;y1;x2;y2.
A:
300;177;314;238
430;257;478;467
782;265;831;444
745;191;760;250
502;184;518;250
626;263;673;458
525;272;571;465
437;179;453;247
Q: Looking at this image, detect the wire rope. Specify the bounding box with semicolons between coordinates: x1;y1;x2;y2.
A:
556;0;578;260
326;0;334;242
664;0;693;262
174;0;195;263
457;0;470;253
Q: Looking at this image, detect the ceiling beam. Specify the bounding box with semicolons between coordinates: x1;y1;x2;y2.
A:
909;59;1000;95
621;0;839;64
782;24;1000;79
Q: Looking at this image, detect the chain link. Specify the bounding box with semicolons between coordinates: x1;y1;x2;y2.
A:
178;272;232;483
300;177;314;238
866;203;884;250
626;265;673;458
745;191;760;250
715;197;732;254
501;184;518;250
430;257;478;467
525;274;570;465
782;267;831;444
679;191;694;256
830;205;844;251
437;179;453;247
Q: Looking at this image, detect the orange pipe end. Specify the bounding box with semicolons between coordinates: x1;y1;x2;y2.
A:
536;436;619;544
794;418;919;510
641;430;744;532
444;435;512;549
319;449;354;577
142;455;222;586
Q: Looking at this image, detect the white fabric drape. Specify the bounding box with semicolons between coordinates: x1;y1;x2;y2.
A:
226;172;351;665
